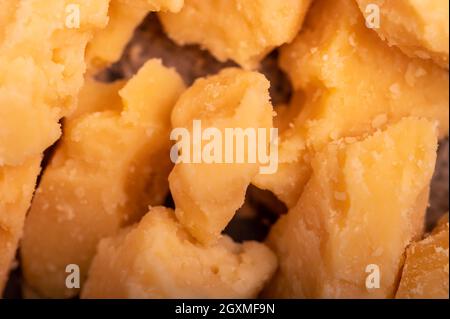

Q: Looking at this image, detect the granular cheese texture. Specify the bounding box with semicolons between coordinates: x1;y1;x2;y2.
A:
0;156;41;293
169;68;274;245
356;0;449;69
396;213;449;299
82;207;277;299
0;0;110;166
21;60;185;298
254;0;449;208
0;0;110;295
264;118;438;298
159;0;312;69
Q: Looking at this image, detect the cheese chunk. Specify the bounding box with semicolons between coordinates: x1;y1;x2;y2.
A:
0;0;110;166
264;118;438;298
0;157;42;293
0;0;110;296
255;0;449;207
356;0;449;69
21;60;185;298
159;0;312;69
280;0;449;141
82;207;277;299
169;68;274;244
87;0;184;70
67;77;126;120
253;95;310;208
396;213;449;299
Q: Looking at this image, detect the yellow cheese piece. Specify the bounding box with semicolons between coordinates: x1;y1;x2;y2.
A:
0;0;110;296
82;207;277;299
254;0;449;208
0;157;41;294
280;0;449;141
253;95;310;207
159;0;312;69
87;0;184;70
21;60;185;298
264;118;438;298
253;160;311;208
169;68;274;244
67;77;126;120
0;0;110;166
356;0;449;69
396;213;449;299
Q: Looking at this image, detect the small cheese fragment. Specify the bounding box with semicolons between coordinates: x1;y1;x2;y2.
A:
82;207;277;299
253;160;311;208
255;0;449;208
169;68;274;244
21;60;185;298
87;0;184;70
0;157;42;293
159;0;312;69
396;213;449;299
253;95;310;208
67;77;126;120
356;0;449;69
264;118;438;298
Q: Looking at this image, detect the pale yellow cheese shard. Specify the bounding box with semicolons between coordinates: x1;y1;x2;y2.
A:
280;0;449;142
253;96;310;208
87;0;184;70
0;157;42;293
81;207;277;299
253;160;311;208
356;0;449;69
21;60;185;298
169;68;274;244
254;0;449;208
67;77;126;120
0;0;110;166
264;118;438;298
396;213;449;299
159;0;312;69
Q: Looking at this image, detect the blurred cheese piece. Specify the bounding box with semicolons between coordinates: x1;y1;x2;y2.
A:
356;0;449;69
159;0;312;69
82;207;277;298
254;0;449;208
0;0;110;296
396;213;449;299
21;60;185;298
87;0;184;70
264;118;438;298
0;157;42;293
169;68;274;244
